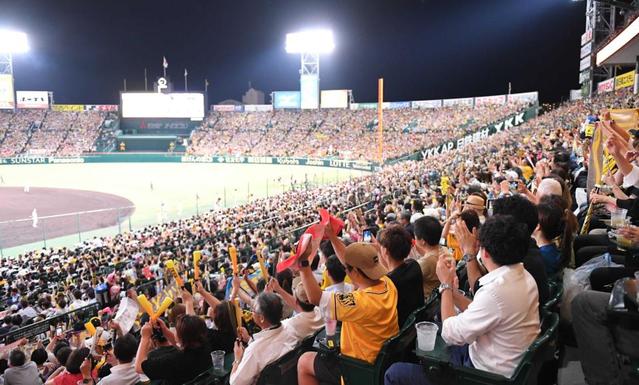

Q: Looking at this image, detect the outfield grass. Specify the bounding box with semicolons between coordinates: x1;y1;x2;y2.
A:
0;163;368;257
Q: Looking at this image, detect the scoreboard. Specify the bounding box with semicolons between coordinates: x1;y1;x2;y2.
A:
120;92;205;135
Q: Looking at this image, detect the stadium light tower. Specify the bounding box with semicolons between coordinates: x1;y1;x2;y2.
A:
286;29;334;109
0;30;29;75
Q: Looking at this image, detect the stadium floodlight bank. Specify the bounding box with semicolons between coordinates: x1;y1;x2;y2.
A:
285;29;334;110
0;30;29;54
285;29;335;53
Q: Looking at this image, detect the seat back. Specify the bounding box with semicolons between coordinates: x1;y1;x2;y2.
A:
542;279;563;314
339;314;417;385
511;312;560;383
256;348;301;385
425;312;560;385
182;367;216;385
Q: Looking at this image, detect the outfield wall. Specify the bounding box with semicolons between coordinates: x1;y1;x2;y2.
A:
0;154;378;172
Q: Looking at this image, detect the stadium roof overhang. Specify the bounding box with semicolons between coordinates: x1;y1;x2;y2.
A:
597;16;639;66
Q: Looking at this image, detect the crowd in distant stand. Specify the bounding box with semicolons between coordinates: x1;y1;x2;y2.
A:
2;89;639;384
0;110;105;157
188;102;527;161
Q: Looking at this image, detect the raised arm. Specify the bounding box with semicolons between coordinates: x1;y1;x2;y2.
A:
326;222;347;266
195;280;220;314
232;275;255;308
298;239;323;306
267;278;300;313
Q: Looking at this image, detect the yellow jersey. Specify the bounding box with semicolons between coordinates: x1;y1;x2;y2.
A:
327;276;399;363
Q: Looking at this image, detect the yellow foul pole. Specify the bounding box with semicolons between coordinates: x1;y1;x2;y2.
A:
377;78;384;163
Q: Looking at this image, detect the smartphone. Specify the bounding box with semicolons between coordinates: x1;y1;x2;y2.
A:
363;230;372;243
205;317;213;329
55;327;63;337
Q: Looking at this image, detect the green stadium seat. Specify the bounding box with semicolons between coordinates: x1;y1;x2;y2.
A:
543;279;563;315
419;312;559;385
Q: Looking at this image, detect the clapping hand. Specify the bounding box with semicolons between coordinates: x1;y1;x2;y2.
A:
435;254;456;286
454;220;479;256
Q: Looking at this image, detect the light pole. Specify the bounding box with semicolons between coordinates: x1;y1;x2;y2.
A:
285;29;334;109
0;30;29;110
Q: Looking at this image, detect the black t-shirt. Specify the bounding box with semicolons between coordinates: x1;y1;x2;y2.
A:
142;344;212;385
207;328;235;353
388;259;424;328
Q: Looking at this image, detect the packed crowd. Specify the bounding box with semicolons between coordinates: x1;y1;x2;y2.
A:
0;110;106;157
188;102;526;161
1;89;639;385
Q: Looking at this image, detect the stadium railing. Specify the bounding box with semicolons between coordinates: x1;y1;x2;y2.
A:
0;302;100;344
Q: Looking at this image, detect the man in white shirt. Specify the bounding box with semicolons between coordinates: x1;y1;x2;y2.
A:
384;215;540;384
282;280;324;343
68;289;85;311
17;300;37;320
89;334;140;385
230;292;298;385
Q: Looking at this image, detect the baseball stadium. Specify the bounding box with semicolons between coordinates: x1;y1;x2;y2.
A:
0;1;638;385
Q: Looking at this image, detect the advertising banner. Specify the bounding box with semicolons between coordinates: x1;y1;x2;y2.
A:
387;101;411;109
580;42;592;58
579;70;591;85
52;104;84;112
244;104;273;112
272;91;301;109
16;91;49;109
121;92;205;119
508;91;539;103
570;89;583;101
597;78;615;94
581;29;593;45
119;118;200;134
443;97;474;107
357;103;378;109
580;56;591;71
320;90;349;109
615;70;636;90
0;154;377;172
0;74;15;110
300;74;319;109
420;107;536;159
412;100;442;109
474;95;506;106
85;105;118;112
212;105;242;112
181;155;376;171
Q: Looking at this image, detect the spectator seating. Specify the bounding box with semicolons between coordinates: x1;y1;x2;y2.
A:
420;312;559;385
256;329;322;385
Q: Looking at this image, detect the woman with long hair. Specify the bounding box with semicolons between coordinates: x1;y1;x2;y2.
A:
534;194;578;276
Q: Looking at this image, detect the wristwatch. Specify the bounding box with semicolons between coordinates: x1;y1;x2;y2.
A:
438;283;453;294
462;254;476;263
299;259;310;268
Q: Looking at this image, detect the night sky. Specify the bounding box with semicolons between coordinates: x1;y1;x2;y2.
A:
2;0;585;104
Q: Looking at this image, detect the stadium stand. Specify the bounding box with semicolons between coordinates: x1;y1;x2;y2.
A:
188;102;527;160
3;89;639;384
0;110;106;157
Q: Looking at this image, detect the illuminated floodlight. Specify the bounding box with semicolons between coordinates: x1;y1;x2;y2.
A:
286;29;334;54
0;30;29;54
